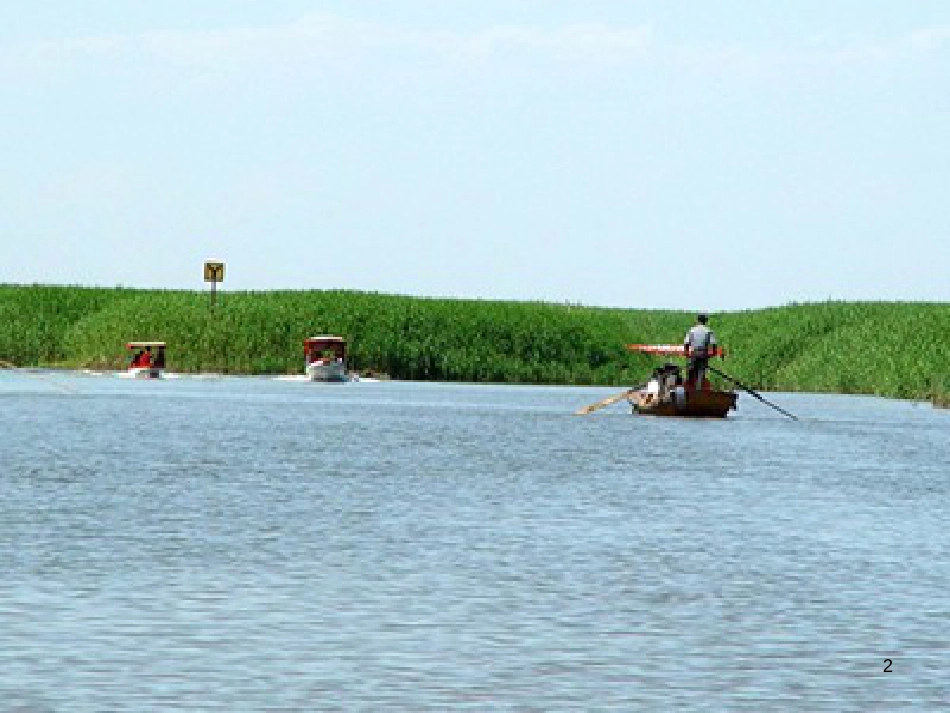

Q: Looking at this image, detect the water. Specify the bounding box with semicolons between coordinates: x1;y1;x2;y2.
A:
2;371;948;711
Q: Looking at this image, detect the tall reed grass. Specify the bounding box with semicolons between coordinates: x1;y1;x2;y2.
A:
2;285;947;398
933;374;950;409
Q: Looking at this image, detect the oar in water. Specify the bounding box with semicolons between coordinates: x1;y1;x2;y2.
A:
708;366;797;421
575;384;644;416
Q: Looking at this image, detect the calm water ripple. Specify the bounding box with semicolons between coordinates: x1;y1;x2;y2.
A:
1;372;948;710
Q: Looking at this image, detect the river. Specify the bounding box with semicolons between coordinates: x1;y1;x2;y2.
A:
1;371;948;710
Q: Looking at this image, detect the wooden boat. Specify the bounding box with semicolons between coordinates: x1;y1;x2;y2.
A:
576;343;795;420
304;335;348;382
126;341;166;379
626;344;736;418
628;385;737;418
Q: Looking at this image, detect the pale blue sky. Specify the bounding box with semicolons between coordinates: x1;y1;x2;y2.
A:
2;2;947;309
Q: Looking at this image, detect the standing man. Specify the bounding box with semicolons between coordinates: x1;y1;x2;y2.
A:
683;313;717;389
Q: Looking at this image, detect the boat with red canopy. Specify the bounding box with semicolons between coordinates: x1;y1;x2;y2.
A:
126;341;166;379
576;344;796;420
304;336;348;382
624;343;736;418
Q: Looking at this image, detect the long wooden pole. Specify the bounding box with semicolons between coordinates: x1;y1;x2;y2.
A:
709;366;797;421
575;384;645;415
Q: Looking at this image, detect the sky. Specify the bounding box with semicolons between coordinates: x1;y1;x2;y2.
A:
1;1;947;310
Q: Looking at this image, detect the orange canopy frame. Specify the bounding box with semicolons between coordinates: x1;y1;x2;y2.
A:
126;342;166;349
627;344;725;358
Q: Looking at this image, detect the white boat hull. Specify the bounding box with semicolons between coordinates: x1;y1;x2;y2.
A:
128;367;163;379
306;360;348;382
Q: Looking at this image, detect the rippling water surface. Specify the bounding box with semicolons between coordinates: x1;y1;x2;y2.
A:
2;371;948;710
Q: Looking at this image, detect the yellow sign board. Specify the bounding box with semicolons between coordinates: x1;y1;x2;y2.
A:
204;261;225;283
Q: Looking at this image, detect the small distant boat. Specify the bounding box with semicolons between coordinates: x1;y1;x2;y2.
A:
304;335;348;382
126;341;166;379
626;344;736;419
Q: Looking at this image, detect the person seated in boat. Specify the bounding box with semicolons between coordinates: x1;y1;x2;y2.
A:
684;313;718;390
660;363;682;394
644;368;663;404
139;347;153;368
644;364;682;404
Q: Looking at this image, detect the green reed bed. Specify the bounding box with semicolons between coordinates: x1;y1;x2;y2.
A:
714;301;950;399
2;285;948;398
14;286;660;385
933;375;950;409
0;284;130;366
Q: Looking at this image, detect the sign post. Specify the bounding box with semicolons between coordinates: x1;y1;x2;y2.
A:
204;261;225;309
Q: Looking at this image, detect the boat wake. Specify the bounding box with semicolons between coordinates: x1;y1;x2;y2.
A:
275;374;364;383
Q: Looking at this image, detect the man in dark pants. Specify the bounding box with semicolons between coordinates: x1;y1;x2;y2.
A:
683;313;717;390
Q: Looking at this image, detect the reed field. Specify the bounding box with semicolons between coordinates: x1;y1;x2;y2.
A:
934;374;950;409
2;284;948;399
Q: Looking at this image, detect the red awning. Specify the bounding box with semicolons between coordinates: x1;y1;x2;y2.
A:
627;344;724;357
